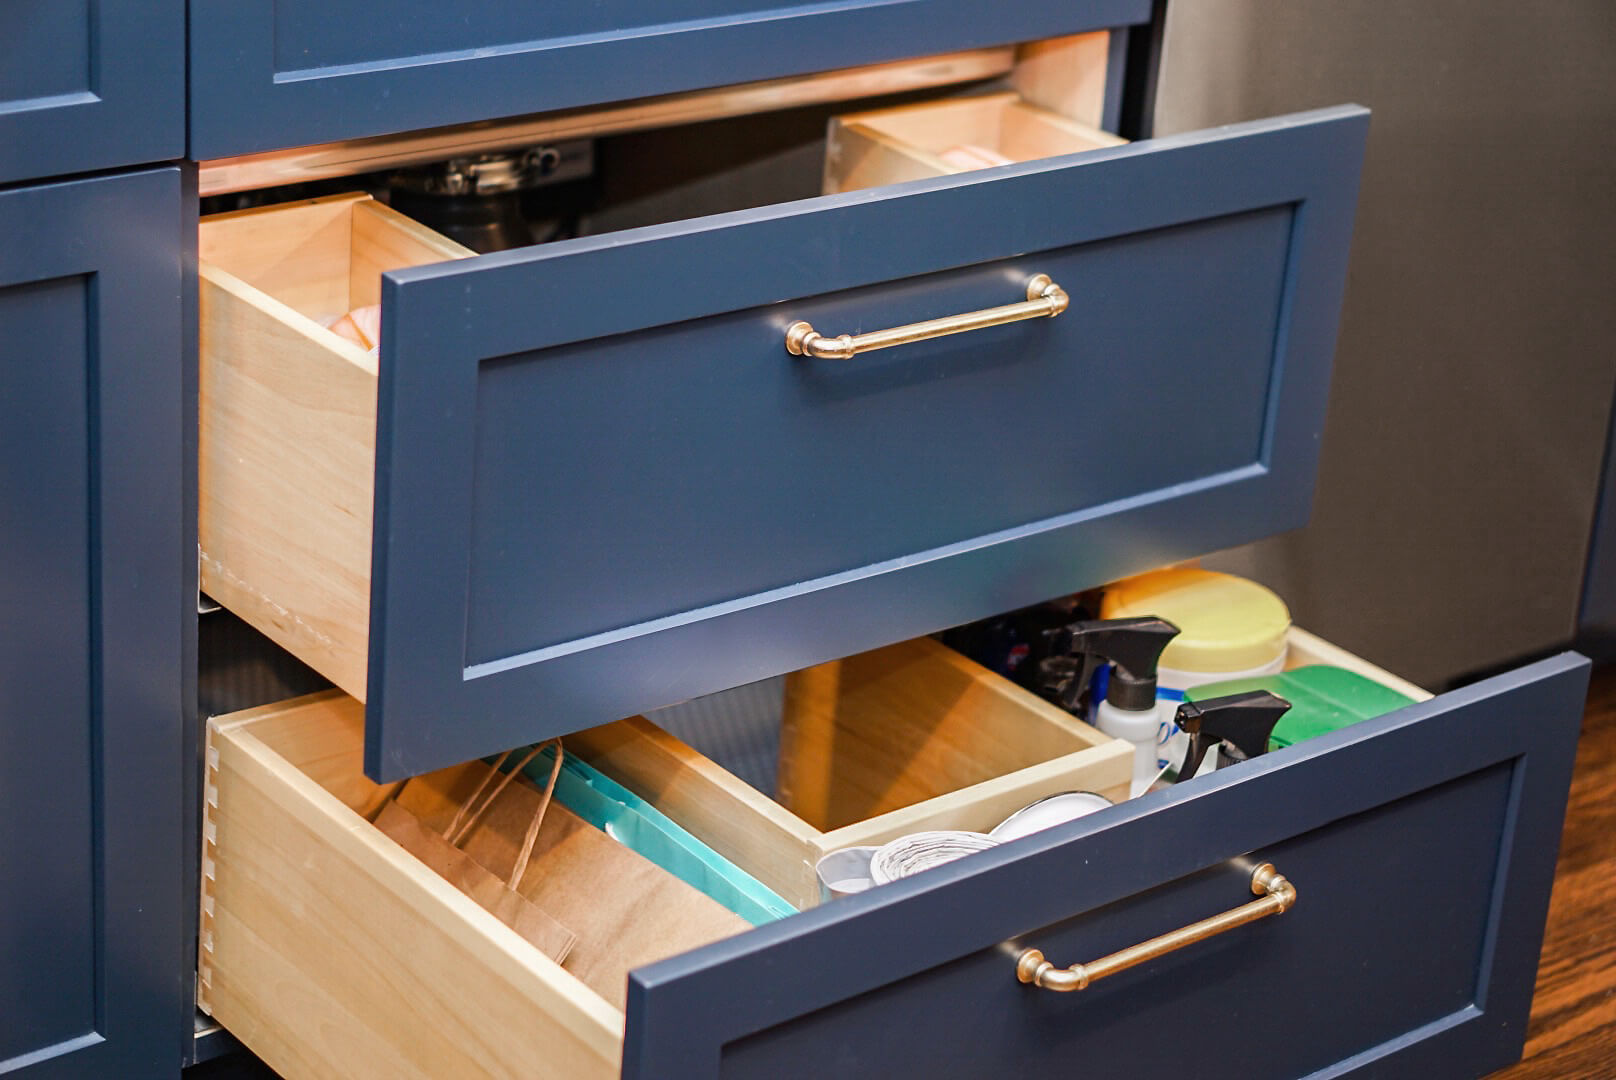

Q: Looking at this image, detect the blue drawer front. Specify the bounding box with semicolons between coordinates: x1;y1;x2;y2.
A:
0;2;184;184
188;0;1150;158
624;653;1588;1078
369;105;1369;780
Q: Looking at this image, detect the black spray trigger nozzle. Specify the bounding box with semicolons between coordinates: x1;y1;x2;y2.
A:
1172;690;1292;783
1042;616;1180;712
1049;616;1179;679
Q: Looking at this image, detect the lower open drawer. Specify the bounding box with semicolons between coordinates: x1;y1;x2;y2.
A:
198;632;1586;1079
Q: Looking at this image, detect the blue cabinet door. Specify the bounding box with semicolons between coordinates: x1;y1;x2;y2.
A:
364;105;1369;780
624;653;1588;1078
1578;403;1616;657
0;168;189;1078
188;0;1151;158
0;2;184;185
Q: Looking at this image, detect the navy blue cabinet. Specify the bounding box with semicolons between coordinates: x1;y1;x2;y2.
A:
0;4;1574;1076
188;0;1151;158
0;168;189;1077
0;2;185;185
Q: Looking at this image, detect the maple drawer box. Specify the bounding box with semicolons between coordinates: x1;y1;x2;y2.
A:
196;628;1586;1077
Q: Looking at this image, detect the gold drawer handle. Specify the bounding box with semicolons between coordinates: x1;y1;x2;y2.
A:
1015;862;1296;993
785;274;1069;360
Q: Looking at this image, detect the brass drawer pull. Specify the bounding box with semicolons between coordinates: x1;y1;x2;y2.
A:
1015;862;1296;993
785;274;1069;359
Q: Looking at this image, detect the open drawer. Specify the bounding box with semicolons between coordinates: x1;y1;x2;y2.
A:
197;631;1587;1078
200;87;1370;780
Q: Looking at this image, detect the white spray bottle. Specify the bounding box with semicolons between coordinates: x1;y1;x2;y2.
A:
1036;617;1181;798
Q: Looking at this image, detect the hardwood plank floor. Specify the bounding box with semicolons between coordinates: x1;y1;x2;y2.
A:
1490;664;1616;1078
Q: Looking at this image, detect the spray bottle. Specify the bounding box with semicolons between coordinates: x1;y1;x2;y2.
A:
1034;616;1181;797
1169;690;1291;782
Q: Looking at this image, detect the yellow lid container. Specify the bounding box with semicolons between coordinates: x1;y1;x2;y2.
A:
1100;567;1290;676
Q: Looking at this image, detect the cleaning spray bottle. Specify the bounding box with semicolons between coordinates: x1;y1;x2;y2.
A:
1034;616;1181;797
1168;690;1292;783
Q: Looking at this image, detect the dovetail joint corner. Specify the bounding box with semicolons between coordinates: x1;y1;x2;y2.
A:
196;725;222;1016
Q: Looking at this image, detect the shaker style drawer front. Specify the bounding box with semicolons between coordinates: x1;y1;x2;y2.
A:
0;1;184;184
197;640;1587;1079
187;0;1149;158
625;653;1588;1078
361;106;1369;779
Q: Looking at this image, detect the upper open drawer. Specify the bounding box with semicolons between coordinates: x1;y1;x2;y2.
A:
187;1;1150;158
200;105;1369;780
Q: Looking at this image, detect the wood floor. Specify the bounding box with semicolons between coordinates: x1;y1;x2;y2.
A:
1490;664;1616;1078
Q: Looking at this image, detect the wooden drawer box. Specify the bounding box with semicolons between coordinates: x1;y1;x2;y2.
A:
824;90;1126;194
197;629;1587;1079
198;635;1128;1074
198;192;473;700
568;636;1130;910
199;98;1368;782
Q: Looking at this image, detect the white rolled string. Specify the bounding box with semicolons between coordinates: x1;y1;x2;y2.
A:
867;831;999;885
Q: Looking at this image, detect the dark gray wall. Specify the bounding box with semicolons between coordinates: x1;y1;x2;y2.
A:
1155;1;1616;688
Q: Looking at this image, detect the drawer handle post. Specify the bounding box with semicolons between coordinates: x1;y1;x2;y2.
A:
1015;862;1296;993
785;274;1068;359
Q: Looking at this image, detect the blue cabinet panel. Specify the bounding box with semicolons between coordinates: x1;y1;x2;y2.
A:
0;2;184;185
0;169;189;1078
364;106;1368;780
463;209;1292;664
623;653;1588;1078
0;5;89;101
0;275;97;1065
188;0;1151;158
1578;400;1616;657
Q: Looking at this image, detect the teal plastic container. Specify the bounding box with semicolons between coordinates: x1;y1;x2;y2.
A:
517;746;796;925
1184;665;1415;751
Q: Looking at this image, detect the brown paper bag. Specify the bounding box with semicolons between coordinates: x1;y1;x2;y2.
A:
399;755;749;1010
373;800;578;964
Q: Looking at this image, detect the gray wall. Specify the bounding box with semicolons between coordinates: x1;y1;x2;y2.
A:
1155;1;1616;687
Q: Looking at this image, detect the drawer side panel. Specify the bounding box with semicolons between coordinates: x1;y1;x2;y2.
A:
203;718;623;1080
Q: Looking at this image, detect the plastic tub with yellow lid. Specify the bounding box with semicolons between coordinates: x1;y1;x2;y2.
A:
1100;567;1290;692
